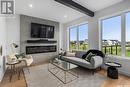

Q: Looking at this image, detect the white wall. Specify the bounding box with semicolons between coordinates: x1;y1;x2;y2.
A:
6;15;20;54
0;15;20;82
59;23;64;49
62;0;130;76
0;17;7;81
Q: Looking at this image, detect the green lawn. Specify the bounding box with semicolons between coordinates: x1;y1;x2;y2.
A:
70;43;88;51
125;46;130;57
70;43;130;57
102;45;130;57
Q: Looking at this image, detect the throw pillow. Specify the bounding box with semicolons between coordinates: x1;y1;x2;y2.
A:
66;52;75;57
82;53;87;59
15;54;21;59
85;52;95;62
21;53;26;58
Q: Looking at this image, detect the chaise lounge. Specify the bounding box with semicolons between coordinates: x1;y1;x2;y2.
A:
61;49;105;73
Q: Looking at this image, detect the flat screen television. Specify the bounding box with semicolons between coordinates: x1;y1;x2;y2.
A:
31;23;54;38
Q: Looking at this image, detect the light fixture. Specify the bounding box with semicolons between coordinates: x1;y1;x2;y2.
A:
11;43;19;54
29;4;33;8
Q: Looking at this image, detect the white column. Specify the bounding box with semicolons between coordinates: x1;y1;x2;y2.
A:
121;13;126;56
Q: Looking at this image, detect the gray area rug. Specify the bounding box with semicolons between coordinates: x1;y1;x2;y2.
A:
24;64;106;87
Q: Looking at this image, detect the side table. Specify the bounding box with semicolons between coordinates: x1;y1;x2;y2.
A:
105;62;121;79
6;60;21;82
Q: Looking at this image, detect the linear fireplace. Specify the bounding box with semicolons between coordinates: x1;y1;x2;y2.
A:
26;45;57;54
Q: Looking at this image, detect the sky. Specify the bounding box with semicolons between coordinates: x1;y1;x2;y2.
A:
70;12;130;42
103;12;130;41
70;24;88;41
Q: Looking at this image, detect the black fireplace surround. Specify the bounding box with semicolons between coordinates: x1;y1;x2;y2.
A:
26;45;57;54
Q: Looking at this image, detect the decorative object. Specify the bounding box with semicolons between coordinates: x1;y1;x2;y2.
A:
85;52;96;62
105;62;121;79
0;46;2;56
15;53;25;59
59;48;66;56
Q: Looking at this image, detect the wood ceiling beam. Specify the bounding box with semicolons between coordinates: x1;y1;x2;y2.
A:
54;0;94;17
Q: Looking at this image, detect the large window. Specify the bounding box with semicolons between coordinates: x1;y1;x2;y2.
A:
70;27;78;51
102;16;121;56
126;12;130;57
69;23;88;51
101;12;130;57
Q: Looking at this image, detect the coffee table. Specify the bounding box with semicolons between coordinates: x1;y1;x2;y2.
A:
48;58;79;84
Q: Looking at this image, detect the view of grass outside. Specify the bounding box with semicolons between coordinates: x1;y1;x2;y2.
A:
102;45;130;57
69;23;88;51
78;43;88;51
126;46;130;57
69;42;77;51
102;45;121;56
69;42;88;51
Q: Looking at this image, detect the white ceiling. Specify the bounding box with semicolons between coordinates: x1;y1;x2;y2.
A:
73;0;123;12
15;0;123;23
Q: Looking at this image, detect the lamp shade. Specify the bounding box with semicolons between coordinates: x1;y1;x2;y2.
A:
12;43;18;48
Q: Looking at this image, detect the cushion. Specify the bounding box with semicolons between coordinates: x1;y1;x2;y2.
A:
61;56;93;68
66;52;75;57
75;51;86;58
85;52;95;62
82;53;88;59
86;49;105;58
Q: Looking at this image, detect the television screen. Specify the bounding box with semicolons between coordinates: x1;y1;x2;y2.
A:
31;23;54;38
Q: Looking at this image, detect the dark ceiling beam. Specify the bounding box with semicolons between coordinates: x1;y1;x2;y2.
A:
54;0;94;17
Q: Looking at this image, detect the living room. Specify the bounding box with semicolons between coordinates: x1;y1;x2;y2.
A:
0;0;130;87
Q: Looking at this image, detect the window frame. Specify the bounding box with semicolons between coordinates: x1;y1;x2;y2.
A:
68;23;88;51
99;11;130;57
101;15;122;56
125;12;130;57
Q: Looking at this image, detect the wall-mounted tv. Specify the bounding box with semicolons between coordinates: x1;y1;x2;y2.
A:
31;23;55;38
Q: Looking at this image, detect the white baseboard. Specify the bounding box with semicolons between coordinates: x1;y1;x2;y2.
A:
118;70;130;77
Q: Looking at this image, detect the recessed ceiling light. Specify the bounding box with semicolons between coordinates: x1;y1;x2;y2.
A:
64;15;68;18
29;4;33;8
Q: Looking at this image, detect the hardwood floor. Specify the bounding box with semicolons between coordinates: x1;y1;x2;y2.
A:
0;64;130;87
98;70;130;87
0;70;26;87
